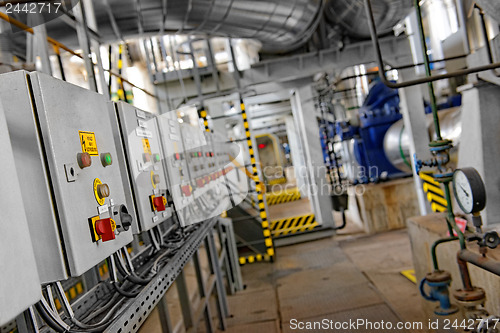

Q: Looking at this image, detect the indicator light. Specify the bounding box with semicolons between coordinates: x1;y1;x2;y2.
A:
258;143;267;149
198;152;202;157
77;152;92;169
101;152;112;167
153;153;161;162
175;153;180;160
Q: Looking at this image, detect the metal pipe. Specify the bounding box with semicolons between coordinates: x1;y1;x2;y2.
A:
457;251;474;291
414;0;440;140
363;0;500;89
458;249;500;277
431;236;458;271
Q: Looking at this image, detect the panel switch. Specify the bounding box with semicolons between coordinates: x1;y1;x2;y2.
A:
150;195;166;212
95;218;116;242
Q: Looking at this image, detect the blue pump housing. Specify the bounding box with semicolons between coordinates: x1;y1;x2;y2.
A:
326;80;406;183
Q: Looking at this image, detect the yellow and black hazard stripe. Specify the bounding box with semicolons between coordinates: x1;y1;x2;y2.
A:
199;108;211;132
238;253;272;265
267;177;287;186
240;99;275;263
420;172;447;212
113;44;134;104
266;187;301;206
270;213;318;237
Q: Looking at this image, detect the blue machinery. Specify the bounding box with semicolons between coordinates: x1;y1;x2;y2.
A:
322;79;462;184
323;80;405;184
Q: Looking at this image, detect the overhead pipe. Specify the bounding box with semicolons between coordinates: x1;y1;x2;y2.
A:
363;0;500;89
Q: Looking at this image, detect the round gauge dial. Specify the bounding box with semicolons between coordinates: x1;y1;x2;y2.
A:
452;168;486;214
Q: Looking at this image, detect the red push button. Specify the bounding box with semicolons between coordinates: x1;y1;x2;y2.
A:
77;152;92;169
153;196;166;212
181;185;192;197
196;178;204;188
95;218;115;242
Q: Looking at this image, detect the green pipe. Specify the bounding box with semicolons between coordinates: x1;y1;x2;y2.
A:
443;182;466;249
414;0;442;141
431;236;458;271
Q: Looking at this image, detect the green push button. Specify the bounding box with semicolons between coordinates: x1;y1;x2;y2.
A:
101;152;113;167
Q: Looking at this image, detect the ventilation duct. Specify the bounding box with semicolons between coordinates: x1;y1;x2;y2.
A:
45;0;324;53
324;0;413;38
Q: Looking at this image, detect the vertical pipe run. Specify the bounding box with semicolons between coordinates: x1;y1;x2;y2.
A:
414;0;441;141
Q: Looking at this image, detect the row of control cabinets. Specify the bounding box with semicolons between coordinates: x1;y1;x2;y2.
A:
0;71;243;326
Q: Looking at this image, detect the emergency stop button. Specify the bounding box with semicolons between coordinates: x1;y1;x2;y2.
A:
95;218;116;242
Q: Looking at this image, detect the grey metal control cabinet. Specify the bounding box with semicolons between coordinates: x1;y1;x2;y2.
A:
0;105;41;326
0;71;134;283
112;102;172;234
157;108;199;227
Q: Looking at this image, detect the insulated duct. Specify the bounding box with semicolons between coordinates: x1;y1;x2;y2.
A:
45;0;324;53
324;0;413;38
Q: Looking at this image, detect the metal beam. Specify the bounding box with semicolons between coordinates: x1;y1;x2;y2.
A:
241;36;412;87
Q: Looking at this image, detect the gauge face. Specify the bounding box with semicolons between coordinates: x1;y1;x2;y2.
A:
452;168;486;214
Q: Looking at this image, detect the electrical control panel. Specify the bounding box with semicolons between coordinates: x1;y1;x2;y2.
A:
0;106;41;326
0;71;134;283
157;105;248;226
112;102;172;234
157;107;201;226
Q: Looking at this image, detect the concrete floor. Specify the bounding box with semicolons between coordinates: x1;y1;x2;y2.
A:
140;223;456;333
222;228;441;333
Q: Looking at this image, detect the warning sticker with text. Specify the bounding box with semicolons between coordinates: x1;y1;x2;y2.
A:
142;138;152;155
79;131;99;156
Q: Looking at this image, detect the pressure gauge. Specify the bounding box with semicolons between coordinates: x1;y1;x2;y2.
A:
452;168;486;214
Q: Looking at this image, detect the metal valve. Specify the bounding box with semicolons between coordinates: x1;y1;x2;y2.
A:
483;231;500;249
419;270;458;315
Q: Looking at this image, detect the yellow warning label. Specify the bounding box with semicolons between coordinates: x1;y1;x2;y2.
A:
150;171;156;189
142;138;152;155
79;131;98;156
110;219;116;232
89;215;100;242
93;178;105;205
